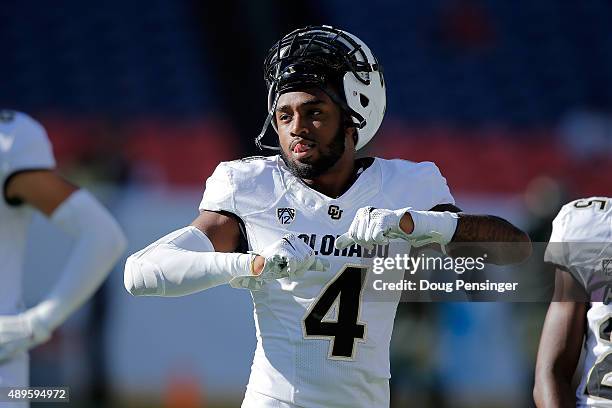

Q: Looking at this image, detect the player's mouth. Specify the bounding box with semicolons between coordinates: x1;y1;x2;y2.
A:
291;140;316;159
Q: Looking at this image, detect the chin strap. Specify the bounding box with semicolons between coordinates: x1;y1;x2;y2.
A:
255;88;281;151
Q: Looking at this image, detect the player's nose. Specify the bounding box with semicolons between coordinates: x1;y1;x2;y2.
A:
290;112;310;137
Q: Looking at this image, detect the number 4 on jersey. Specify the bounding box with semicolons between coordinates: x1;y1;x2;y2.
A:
302;265;367;360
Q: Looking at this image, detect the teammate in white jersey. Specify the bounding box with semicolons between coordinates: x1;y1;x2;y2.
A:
0;110;127;407
124;26;531;407
534;197;612;407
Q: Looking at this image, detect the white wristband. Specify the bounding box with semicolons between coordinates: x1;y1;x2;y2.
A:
405;210;459;245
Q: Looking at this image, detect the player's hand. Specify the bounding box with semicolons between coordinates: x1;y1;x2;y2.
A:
335;207;410;250
253;234;329;279
230;234;329;290
336;207;456;251
0;310;51;363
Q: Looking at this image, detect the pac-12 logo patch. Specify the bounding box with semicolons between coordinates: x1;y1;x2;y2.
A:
603;259;612;277
277;208;296;225
328;205;343;220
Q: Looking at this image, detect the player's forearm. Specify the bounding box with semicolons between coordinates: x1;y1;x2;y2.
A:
451;214;528;243
400;211;531;264
124;226;252;297
533;374;576;408
448;214;531;264
31;190;127;331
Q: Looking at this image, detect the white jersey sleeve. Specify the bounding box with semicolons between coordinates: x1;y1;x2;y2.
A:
199;157;284;217
199;161;235;213
543;205;571;268
0;111;55;201
425;161;455;208
544;197;612;289
379;159;455;211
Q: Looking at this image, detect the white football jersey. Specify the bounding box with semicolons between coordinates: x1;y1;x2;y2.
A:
199;155;454;407
0;111;55;314
545;197;612;407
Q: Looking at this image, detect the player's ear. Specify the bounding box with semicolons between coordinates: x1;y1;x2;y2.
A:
349;129;357;147
343;121;357;147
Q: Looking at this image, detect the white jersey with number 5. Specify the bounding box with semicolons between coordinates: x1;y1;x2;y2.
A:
0;111;55;315
199;155;454;407
545;197;612;407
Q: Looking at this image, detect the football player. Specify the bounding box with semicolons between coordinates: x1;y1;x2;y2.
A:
124;26;531;407
0;111;127;407
534;197;612;407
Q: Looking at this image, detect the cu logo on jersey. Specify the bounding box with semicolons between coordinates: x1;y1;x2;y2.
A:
328;205;343;220
277;208;296;225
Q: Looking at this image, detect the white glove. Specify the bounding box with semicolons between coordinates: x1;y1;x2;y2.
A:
335;207;458;251
335;207;407;250
230;234;329;290
0;309;51;363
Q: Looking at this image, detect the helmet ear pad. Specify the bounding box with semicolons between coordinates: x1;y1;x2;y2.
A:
341;68;385;151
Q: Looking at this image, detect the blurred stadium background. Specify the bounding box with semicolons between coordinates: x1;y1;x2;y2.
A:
3;0;612;406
